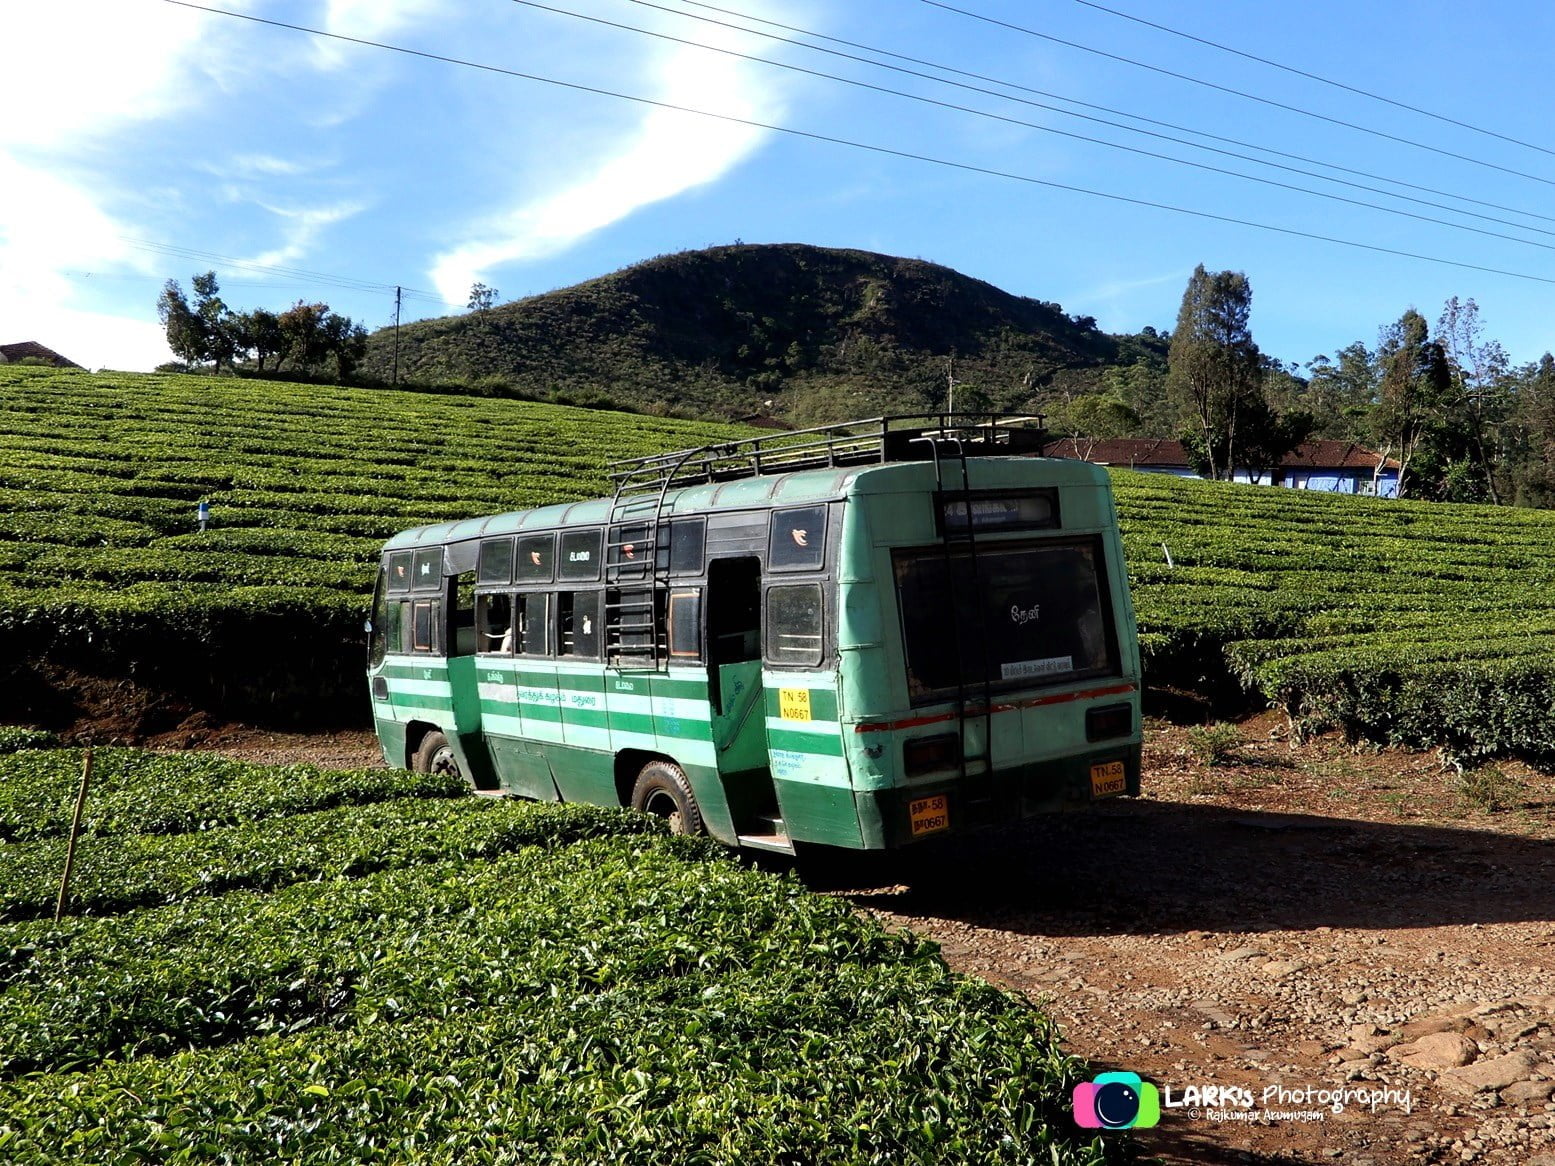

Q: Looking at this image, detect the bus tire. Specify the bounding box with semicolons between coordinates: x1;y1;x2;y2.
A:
630;760;704;836
413;730;466;786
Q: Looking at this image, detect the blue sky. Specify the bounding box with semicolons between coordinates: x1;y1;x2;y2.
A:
7;0;1555;377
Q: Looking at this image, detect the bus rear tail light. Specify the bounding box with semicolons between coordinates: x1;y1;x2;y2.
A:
1086;703;1132;742
903;733;961;776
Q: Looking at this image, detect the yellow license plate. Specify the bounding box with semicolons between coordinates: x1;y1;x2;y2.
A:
1090;761;1127;798
909;794;949;836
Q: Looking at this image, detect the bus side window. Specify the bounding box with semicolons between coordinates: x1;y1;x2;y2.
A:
558;529;602;580
477;593;514;654
668;589;702;660
411;598;440;654
396;601;414;654
559;591;600;659
766;584;823;666
659;518;706;575
450;574;476;656
514;534;555;582
478;537;514;585
411;547;443;592
516;593;553;656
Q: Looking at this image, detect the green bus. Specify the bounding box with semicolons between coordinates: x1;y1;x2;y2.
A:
366;416;1142;852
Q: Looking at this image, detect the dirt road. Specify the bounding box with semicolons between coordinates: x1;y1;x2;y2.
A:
194;716;1555;1164
825;718;1555;1164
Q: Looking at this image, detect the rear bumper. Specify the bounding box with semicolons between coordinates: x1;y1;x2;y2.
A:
856;744;1143;848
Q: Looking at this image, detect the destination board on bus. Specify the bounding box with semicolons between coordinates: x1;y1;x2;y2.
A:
939;490;1058;533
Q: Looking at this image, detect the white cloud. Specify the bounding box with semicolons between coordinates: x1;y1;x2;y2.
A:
314;0;443;69
204;154;317;179
0;0;234;370
428;31;786;301
0;155;169;369
0;1;221;147
248;199;370;268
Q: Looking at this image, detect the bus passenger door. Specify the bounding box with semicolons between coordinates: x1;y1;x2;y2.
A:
705;558;780;830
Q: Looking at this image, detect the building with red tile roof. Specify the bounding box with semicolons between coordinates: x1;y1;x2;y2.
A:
1041;436;1401;497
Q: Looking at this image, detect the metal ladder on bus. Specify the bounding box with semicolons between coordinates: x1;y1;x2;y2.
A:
603;444;711;669
603;490;668;669
915;429;999;812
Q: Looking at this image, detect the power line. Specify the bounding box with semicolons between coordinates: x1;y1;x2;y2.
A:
516;0;1555;254
1067;0;1555;160
921;0;1555;190
157;0;1555;288
652;0;1555;228
616;0;1555;241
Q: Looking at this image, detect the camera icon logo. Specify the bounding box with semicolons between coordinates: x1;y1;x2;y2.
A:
1072;1071;1160;1129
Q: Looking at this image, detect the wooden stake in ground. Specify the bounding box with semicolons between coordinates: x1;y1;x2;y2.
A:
54;748;93;923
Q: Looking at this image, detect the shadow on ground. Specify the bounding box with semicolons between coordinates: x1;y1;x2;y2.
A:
790;798;1555;935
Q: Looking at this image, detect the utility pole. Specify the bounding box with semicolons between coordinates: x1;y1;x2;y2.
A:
392;286;402;387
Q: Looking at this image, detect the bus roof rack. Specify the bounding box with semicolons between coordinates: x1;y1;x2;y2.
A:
608;413;1048;497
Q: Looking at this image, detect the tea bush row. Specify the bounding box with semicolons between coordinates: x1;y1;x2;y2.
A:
0;832;1118;1164
0;748;464;843
1117;471;1555;761
0;367;741;721
0;797;656;923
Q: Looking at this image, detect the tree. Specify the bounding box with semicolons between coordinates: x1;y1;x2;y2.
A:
1303;341;1379;441
1371;309;1451;499
1436;296;1511;504
1509;354;1555;506
319;311;368;380
1167;265;1301;479
278;302;330;372
191;272;237;373
467;282;499;313
232;308;284;373
1046;393;1140;457
157;279;206;366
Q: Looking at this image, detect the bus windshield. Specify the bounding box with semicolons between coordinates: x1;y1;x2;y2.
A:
893;538;1119;704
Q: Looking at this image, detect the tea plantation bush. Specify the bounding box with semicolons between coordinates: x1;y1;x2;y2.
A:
0;748;464;843
1118;473;1555;762
0;796;657;922
0;367;740;725
0;751;1123;1165
8;365;1555;761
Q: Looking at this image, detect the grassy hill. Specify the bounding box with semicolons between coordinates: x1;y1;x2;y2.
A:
4;364;1555;765
358;243;1145;422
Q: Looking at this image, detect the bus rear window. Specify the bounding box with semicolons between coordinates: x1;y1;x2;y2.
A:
893;539;1118;703
411;548;443;592
769;506;826;571
387;551;413;592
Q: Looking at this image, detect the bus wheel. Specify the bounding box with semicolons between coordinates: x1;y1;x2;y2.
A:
630;760;704;836
413;730;465;785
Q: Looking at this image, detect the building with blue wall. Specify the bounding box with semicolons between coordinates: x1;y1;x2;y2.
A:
1043;438;1401;497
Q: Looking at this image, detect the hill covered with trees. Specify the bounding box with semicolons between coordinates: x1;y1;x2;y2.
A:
155;242;1555;507
357;243;1162;422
